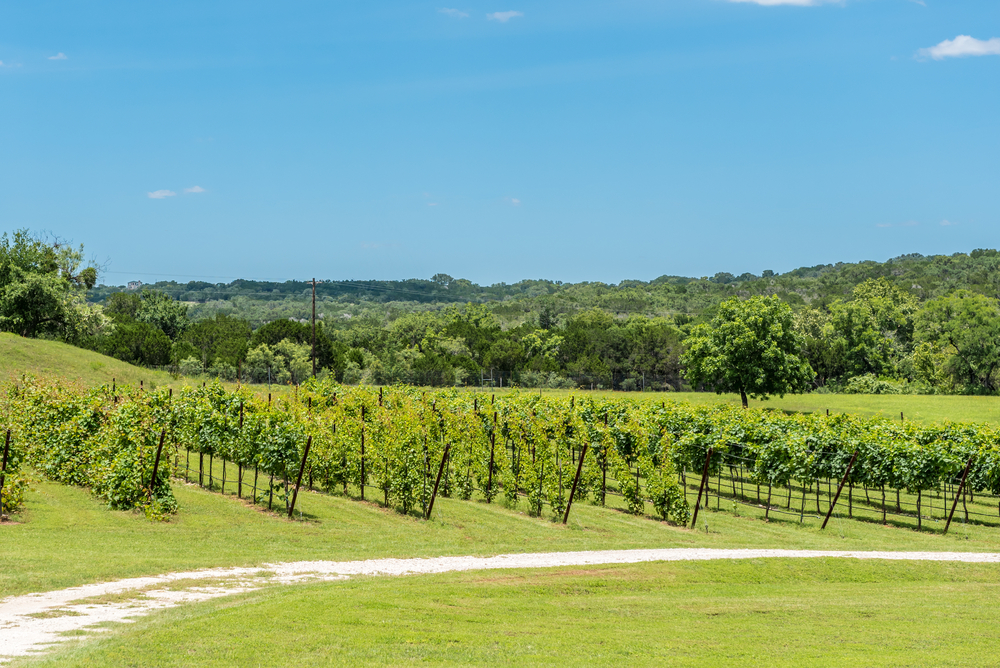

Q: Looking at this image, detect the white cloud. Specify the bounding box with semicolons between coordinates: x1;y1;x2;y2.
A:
941;219;959;226
48;52;68;60
147;190;176;199
439;8;469;18
184;185;206;193
487;10;523;22
427;202;438;206
919;35;1000;60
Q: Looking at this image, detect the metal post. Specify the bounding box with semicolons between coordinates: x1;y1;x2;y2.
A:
821;450;858;529
147;429;166;502
945;456;975;534
563;444;589;524
288;436;313;518
426;444;451;519
690;448;713;529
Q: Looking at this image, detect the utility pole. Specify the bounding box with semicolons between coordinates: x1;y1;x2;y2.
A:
311;277;317;377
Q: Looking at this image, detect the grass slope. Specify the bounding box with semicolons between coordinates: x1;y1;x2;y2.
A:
0;333;175;390
17;560;1000;667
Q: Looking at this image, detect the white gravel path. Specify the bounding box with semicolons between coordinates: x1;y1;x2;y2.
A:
3;548;1000;663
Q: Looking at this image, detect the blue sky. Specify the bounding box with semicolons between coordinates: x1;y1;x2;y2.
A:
1;1;998;285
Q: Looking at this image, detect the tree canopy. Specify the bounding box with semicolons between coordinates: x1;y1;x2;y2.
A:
682;295;814;407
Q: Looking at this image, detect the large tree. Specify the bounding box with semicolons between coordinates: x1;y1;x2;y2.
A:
0;230;98;338
915;290;1000;392
682;295;814;407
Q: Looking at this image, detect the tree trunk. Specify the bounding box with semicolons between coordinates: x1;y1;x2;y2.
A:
740;388;748;409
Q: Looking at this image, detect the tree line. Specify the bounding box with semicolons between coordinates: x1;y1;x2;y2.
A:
5;229;1000;395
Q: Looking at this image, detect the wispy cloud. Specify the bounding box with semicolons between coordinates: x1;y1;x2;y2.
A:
908;0;926;6
487;10;523;22
439;8;469;18
184;185;205;193
919;35;1000;60
427;202;439;206
940;219;959;226
48;52;68;60
147;190;176;199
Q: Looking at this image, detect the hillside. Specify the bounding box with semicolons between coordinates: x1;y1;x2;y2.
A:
0;333;177;390
89;249;1000;326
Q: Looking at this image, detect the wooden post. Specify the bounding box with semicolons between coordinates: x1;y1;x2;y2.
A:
147;429;166;502
238;402;244;498
311;278;317;377
288;436;313;518
821;450;858;529
426;444;451;519
486;412;496;502
0;430;10;516
360;406;366;501
944;454;975;533
690;448;713;529
563;444;589;524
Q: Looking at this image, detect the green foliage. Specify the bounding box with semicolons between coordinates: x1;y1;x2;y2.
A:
0;230;99;339
6;377;177;517
683;296;814;406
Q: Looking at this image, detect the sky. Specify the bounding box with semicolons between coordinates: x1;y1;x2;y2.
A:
1;0;999;286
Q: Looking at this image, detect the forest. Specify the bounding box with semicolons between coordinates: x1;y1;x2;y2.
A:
6;229;1000;394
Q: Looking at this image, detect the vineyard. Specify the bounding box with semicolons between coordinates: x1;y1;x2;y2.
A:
4;376;1000;534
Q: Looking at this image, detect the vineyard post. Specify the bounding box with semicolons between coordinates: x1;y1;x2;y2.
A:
945;456;975;534
360;406;366;501
690;448;713;529
562;443;589;524
147;430;166;502
486;412;497;502
602;413;608;505
288;436;313;519
821;450;858;530
0;430;10;517
426;444;451;519
238;403;244;499
311;278;317;377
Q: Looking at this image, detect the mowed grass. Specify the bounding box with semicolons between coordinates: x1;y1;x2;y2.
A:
5;331;1000;423
16;559;1000;667
4;468;1000;599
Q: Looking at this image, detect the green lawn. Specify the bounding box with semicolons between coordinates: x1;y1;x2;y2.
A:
4;469;1000;600
17;559;1000;667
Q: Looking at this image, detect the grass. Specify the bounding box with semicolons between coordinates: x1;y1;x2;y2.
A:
15;559;1000;667
0;333;177;390
5;331;1000;424
5;465;1000;600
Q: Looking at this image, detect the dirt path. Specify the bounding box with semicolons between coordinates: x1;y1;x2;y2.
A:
4;548;1000;663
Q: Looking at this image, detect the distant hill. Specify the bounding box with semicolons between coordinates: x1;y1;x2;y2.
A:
88;249;1000;327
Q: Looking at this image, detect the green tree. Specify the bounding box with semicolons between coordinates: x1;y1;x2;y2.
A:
915;290;1000;392
101;321;172;366
682;295;814;408
0;230;98;338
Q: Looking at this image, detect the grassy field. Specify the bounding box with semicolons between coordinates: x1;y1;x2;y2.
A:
4;465;1000;600
16;559;1000;667
0;333;177;390
5;332;1000;424
8;334;1000;666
